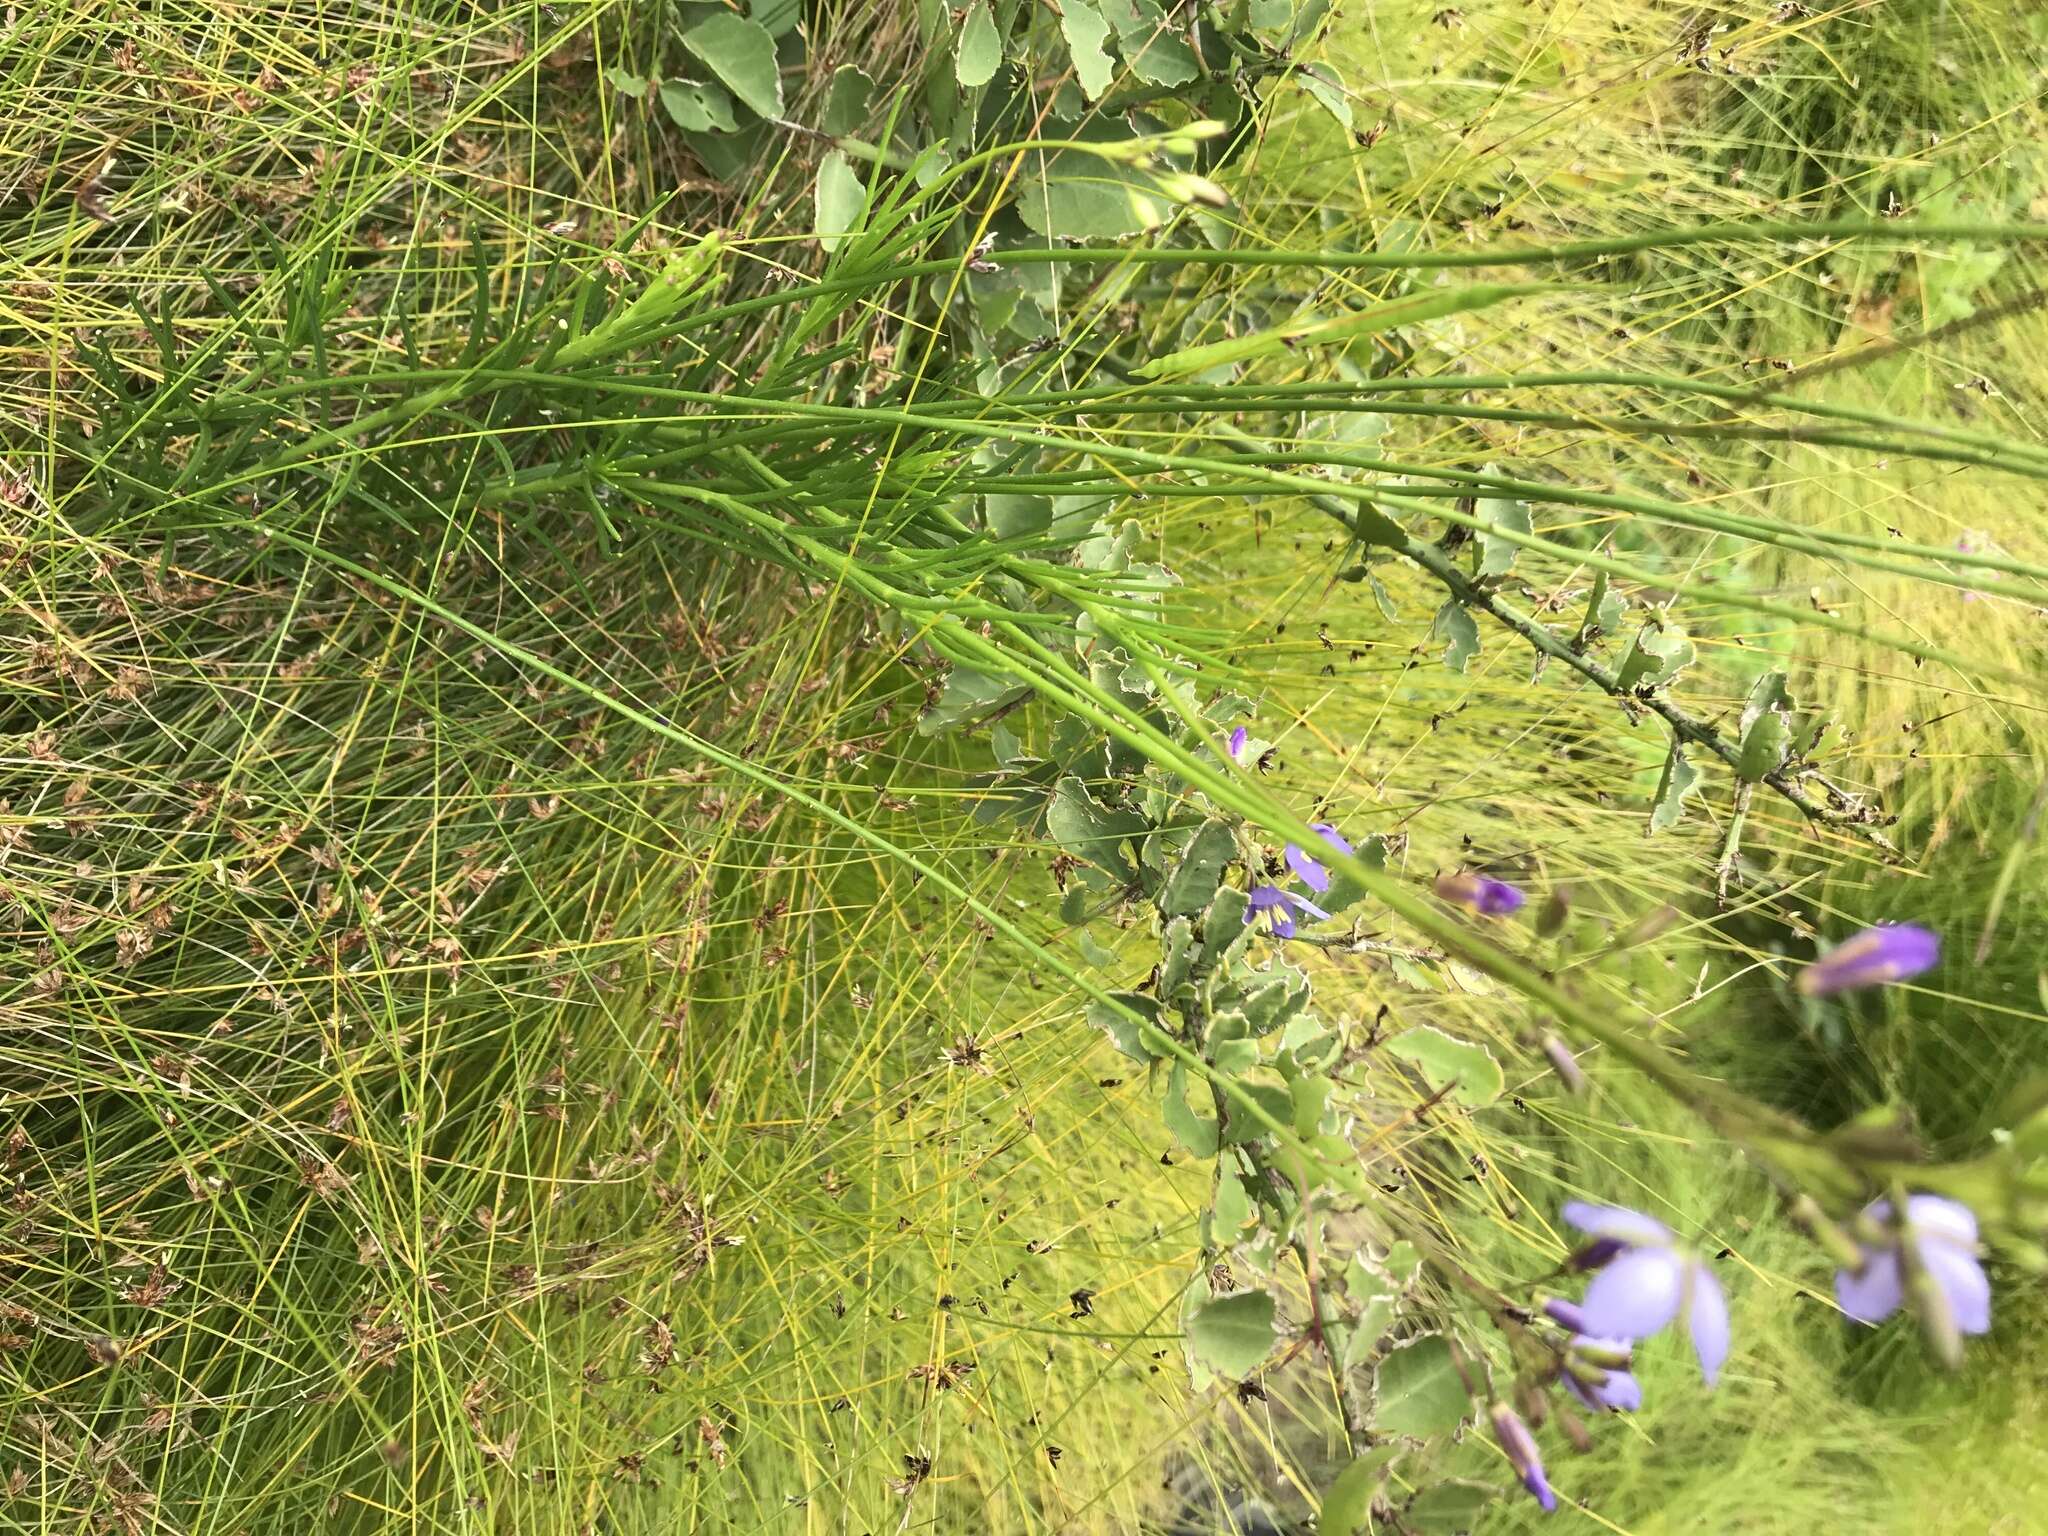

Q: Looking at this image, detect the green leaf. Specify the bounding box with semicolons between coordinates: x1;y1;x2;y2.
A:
1046;777;1146;875
1614;620;1695;692
1211;1159;1253;1235
1197;886;1253;971
1158;915;1196;998
1474;482;1531;579
1367;570;1398;620
1382;1241;1422;1285
984;493;1051;539
1061;0;1117;99
1235;960;1311;1035
748;0;801;36
1649;737;1700;833
1290;1073;1331;1136
1384;1026;1503;1108
681;13;783;120
1014;148;1172;240
1221;1074;1295;1146
1578;567;1625;643
1321;1449;1402;1536
1100;0;1201;85
1134;284;1550;379
918;665;1029;736
1161;820;1237;917
1297;64;1352;131
1432;600;1480;672
606;66;649;97
815;151;867;253
822;65;873;136
956;0;1003;88
1186;1289;1275;1379
1164;1062;1220;1156
1373;1335;1470;1437
1406;1479;1495;1532
660;78;738;133
1737;669;1793;782
1087;991;1159;1062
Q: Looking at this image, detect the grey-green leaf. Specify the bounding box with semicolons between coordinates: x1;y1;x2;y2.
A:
1474;482;1531;579
1061;0;1117;100
918;665;1029;736
1164;1063;1220;1157
681;13;782;120
1373;1335;1470;1437
659;78;738;133
1615;620;1695;692
1736;669;1793;782
1384;1026;1503;1108
815;151;866;253
1161;820;1237;917
956;0;1002;88
823;65;873;136
1649;737;1700;833
1186;1289;1275;1379
1298;64;1353;131
1320;1449;1402;1536
1135;285;1550;380
1432;600;1480;672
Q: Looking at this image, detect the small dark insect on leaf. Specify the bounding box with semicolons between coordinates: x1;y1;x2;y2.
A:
1045;1445;1064;1467
1068;1288;1096;1319
1233;1378;1267;1404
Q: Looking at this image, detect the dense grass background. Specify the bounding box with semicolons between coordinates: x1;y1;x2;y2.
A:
3;1;2043;1532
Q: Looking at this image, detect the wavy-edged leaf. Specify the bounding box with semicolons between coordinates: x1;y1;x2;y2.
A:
956;0;1002;87
681;13;782;119
1134;284;1551;379
1385;1025;1502;1107
1186;1289;1275;1378
1374;1334;1470;1437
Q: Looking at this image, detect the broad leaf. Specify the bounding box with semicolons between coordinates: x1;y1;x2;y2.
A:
918;665;1028;736
1135;284;1549;379
1432;600;1480;672
1298;64;1353;131
1374;1335;1470;1437
1649;737;1700;833
1164;1062;1220;1156
1473;482;1531;578
1061;0;1116;100
1737;669;1793;782
1321;1449;1403;1536
682;13;782;120
822;65;873;136
1615;620;1695;692
956;0;1002;88
1161;819;1237;916
1385;1026;1503;1107
814;151;866;253
660;78;738;133
1186;1289;1275;1379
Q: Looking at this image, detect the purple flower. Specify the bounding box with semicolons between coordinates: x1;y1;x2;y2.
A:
1227;725;1249;761
1835;1194;1990;1336
1562;1202;1730;1387
1243;883;1329;940
1544;1299;1643;1413
1436;871;1526;917
1281;824;1353;893
1796;924;1939;997
1488;1402;1555;1513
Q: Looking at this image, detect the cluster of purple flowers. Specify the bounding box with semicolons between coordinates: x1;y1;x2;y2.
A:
1204;743;1963;1514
